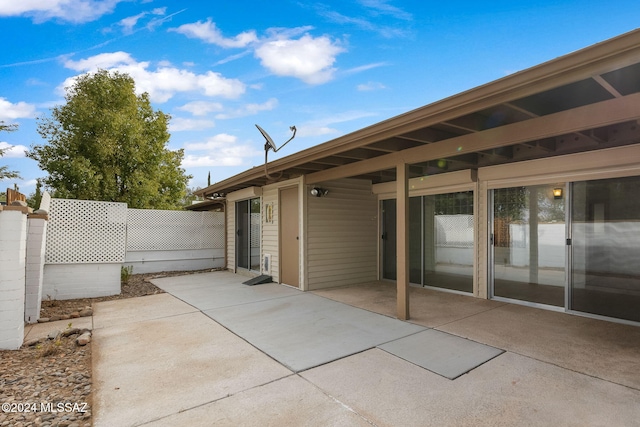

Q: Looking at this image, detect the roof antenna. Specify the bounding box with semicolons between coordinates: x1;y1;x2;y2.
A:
256;124;296;181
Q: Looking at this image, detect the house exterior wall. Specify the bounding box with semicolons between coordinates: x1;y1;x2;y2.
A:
261;177;303;284
306;178;378;290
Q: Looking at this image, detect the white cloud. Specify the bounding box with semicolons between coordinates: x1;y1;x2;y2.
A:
61;52;246;103
118;7;169;34
177;101;224;116
0;98;37;121
297;110;378;137
0;142;28;158
0;0;124;23
358;0;413;20
255;34;345;84
183;134;261;167
215;98;278;120
118;12;146;34
64;51;135;71
357;81;386;91
172;19;258;48
169;118;215;132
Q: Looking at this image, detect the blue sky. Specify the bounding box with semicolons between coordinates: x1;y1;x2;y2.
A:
1;0;639;194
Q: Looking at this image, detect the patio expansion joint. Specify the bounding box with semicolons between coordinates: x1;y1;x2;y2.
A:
135;373;299;427
297;374;379;427
428;302;509;329
498;349;640;393
92;309;201;330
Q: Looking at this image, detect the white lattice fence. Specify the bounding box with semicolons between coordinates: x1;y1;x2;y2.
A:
127;209;224;251
124;209;225;274
46;199;127;263
43;199;127;300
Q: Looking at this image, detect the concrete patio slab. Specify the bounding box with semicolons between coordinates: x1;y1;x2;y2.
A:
312;281;506;328
379;329;504;379
92;307;292;427
152;271;301;311
437;303;640;389
148;375;372;427
204;293;425;372
23;316;92;342
92;293;198;329
301;348;640;427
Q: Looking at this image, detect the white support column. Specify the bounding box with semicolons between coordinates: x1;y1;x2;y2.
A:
0;208;28;350
25;213;48;323
396;163;410;320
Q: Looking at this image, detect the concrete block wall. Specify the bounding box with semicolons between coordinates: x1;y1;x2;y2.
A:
0;208;28;350
25;216;48;323
42;263;121;300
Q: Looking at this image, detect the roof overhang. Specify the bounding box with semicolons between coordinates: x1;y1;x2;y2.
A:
197;28;640;197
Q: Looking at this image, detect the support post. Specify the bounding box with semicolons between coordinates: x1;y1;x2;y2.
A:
396;163;410;320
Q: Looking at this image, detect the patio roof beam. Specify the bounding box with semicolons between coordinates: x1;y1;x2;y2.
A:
306;93;640;185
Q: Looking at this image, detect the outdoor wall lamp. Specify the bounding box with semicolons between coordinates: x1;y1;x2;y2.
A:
310;187;328;197
553;188;563;199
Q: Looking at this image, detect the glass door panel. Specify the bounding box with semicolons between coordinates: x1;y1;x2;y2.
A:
381;199;397;280
492;185;566;307
250;198;261;271
423;191;474;293
571;177;640;322
236;200;249;270
236;198;260;271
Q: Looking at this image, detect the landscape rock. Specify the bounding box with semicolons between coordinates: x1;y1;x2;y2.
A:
76;332;91;346
37;317;50;323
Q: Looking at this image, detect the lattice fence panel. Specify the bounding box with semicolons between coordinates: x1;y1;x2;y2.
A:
126;209;225;251
46;199;127;264
435;214;474;248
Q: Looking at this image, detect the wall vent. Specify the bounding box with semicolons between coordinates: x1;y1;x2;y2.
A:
263;254;271;274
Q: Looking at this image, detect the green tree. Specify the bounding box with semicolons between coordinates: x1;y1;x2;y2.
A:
28;69;191;209
0;121;21;181
26;178;43;209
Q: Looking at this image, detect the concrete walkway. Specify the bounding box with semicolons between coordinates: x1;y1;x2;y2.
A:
92;271;640;426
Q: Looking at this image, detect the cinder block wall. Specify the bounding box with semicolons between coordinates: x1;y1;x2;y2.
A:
0;209;28;350
25;216;48;323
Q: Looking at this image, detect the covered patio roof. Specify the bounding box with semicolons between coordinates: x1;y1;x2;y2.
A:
197;28;640;197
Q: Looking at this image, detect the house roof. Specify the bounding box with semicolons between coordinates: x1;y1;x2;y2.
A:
197;28;640;197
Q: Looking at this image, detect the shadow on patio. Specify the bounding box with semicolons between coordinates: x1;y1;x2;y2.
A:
312;280;640;390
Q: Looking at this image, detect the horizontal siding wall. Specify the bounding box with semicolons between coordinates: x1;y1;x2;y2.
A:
307;179;378;290
262;185;279;281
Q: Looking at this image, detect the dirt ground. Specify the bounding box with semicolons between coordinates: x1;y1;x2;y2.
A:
1;269;217;427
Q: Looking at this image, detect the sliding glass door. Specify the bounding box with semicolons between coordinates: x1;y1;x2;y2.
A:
571;176;640;322
491;178;640;323
492;185;566;307
381;191;475;293
236;198;261;271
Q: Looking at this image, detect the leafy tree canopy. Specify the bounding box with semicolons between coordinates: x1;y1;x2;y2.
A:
28;69;191;209
0;121;21;181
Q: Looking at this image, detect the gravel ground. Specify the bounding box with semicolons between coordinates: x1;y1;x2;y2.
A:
0;269;217;427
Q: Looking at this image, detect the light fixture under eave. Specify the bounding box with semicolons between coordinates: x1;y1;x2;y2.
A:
310;187;328;197
256;124;296;181
553;188;563;199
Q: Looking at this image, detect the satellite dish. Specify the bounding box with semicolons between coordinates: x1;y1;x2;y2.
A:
255;124;278;152
256;124;297;181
